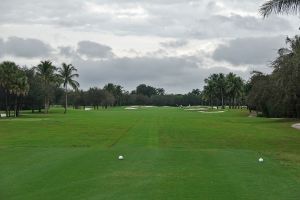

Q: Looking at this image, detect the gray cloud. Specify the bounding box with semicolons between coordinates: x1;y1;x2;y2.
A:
0;39;4;56
190;15;292;39
72;55;249;93
213;36;286;65
160;39;188;48
59;46;76;57
0;0;296;39
0;37;52;58
77;41;114;59
0;35;257;93
0;0;298;93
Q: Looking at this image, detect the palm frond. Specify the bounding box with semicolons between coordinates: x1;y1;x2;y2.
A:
70;80;80;90
260;0;300;18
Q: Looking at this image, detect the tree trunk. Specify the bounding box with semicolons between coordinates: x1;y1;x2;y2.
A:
45;96;50;114
5;92;8;117
46;98;49;113
221;91;224;109
14;96;17;117
64;85;68;114
44;95;47;114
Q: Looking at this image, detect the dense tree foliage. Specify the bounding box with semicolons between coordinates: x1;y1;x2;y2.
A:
103;83;123;106
203;73;245;109
246;36;300;118
34;61;58;114
0;62;29;117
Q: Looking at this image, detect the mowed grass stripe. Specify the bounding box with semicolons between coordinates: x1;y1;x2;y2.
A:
1;148;299;200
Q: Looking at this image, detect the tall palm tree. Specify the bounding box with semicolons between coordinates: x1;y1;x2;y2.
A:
34;60;57;114
58;63;79;114
226;73;244;108
217;73;226;109
0;62;18;116
10;70;29;117
260;0;300;18
203;81;215;107
226;73;236;108
0;62;29;117
204;73;227;109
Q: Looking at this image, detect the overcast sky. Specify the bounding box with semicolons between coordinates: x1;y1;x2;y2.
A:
0;0;299;93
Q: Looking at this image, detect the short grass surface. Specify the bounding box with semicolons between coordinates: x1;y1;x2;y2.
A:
1;107;300;199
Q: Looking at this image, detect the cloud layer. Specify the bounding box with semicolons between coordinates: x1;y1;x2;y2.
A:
0;0;298;93
0;37;52;58
77;41;114;59
213;36;285;65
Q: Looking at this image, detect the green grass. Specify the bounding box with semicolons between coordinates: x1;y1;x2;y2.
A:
1;107;300;199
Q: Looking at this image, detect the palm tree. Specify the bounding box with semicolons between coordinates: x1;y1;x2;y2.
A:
217;73;226;109
226;73;236;108
58;63;79;114
0;62;29;117
10;69;29;117
34;60;57;114
203;82;214;107
226;73;244;108
0;62;18;116
260;0;300;18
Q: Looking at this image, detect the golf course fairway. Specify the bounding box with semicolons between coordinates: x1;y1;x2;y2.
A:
0;107;300;199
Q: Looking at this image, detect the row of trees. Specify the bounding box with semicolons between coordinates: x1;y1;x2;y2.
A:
246;36;300;118
58;77;248;110
6;55;300;118
203;73;245;109
1;57;248;117
0;60;79;117
67;86;203;109
243;0;300;117
0;63;207;116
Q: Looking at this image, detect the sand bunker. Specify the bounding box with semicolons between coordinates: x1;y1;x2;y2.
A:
185;108;208;111
125;107;138;110
292;123;300;130
0;118;49;122
124;106;156;110
198;111;225;114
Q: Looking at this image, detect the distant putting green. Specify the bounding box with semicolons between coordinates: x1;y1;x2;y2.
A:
1;107;300;199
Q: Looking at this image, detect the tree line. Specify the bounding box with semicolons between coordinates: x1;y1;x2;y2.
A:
246;36;300;118
242;0;300;118
3;34;300;119
0;60;79;117
1;59;249;117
